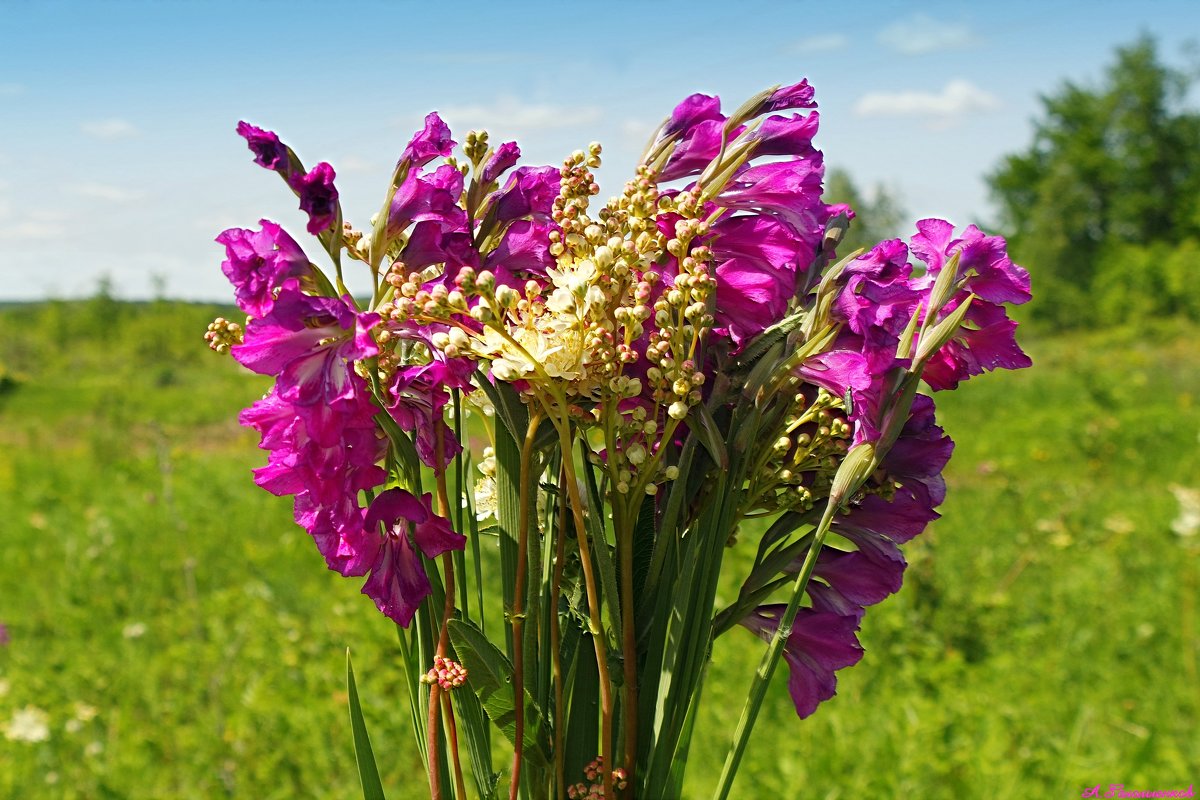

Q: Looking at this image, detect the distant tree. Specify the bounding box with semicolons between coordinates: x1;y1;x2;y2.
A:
987;35;1200;327
823;167;906;256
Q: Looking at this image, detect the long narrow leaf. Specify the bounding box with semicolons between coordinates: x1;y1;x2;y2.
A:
346;651;387;800
448;618;552;770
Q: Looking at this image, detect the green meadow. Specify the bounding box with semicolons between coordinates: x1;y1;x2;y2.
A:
1;298;1197;799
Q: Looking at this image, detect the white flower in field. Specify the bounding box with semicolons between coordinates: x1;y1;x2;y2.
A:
64;719;83;734
85;741;104;758
0;678;9;698
5;705;50;743
122;622;147;639
73;702;97;722
1169;484;1200;539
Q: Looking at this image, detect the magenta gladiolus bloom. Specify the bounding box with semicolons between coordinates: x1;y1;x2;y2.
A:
236;120;290;173
216;220;310;318
232;284;380;445
761;79;817;114
401;112;455;169
481;141;521;185
662;92;723;139
493;165;560;223
908;219;1033;390
292;162;340;235
361;489;466;627
388;164;467;236
739;604;864;719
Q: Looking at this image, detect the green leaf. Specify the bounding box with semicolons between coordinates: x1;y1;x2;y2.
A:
346;651;387;800
447;618;552;770
449;666;499;800
692;401;730;471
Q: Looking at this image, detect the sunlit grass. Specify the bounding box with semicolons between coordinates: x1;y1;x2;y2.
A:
1;301;1196;798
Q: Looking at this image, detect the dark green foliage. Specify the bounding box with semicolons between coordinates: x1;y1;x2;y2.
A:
823;168;907;256
987;36;1200;328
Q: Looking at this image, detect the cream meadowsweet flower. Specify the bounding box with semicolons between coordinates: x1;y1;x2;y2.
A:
484;317;590;382
5;706;50;743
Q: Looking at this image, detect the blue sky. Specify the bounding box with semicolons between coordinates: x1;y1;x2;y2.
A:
1;0;1197;300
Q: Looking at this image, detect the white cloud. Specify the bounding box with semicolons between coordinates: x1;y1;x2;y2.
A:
72;182;146;202
81;118;139;139
878;14;977;56
788;33;850;54
0;207;68;240
854;79;1000;123
425;97;603;133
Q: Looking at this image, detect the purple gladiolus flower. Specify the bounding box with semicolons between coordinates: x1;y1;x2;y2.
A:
739;605;863;719
493;165;561;222
760;79;817;114
360;489;466;627
907;220;1033;389
662;92;723;138
388;359;473;470
660;119;726;182
389;164;467;236
232;283;380;446
291;162;339;235
834;240;920;338
236;121;290;173
481;141;521;184
751;112;820;158
486;219;556;277
401;112;455;169
920;300;1032;391
216;220;310;317
834;394;952;545
717;160;828;234
807;532;907;617
240;381;387;576
910;219;1032;306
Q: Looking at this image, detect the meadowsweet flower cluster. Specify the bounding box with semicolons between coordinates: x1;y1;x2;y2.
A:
214;77;1029;800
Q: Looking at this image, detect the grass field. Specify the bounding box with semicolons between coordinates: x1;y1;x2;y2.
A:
1;298;1197;799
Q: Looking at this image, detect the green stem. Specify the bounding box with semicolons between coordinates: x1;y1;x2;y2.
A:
550;465;569;800
710;501;837;800
509;411;542;800
550;405;616;800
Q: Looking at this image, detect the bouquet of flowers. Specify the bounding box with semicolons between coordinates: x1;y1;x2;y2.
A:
209;77;1031;800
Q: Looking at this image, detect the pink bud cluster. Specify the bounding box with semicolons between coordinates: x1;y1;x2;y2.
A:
420;656;468;690
566;757;628;799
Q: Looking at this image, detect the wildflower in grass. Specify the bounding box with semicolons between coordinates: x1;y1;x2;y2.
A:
1169;484;1200;539
360;489;465;627
0;622;8;646
5;705;50;743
